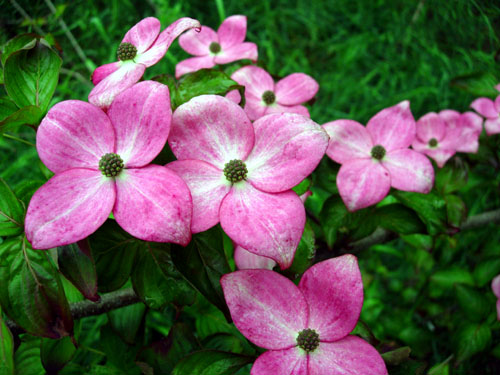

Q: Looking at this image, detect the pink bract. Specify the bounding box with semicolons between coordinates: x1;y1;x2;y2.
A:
227;65;319;121
322;101;434;211
175;15;258;78
25;81;193;249
221;255;388;375
492;274;500;320
167;95;328;269
89;17;200;110
470;95;500;135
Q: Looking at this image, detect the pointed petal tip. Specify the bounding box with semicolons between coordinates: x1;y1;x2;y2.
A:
398;100;410;110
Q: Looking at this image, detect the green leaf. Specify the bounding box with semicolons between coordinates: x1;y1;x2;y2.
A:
0;306;14;375
381;346;411;366
14;338;44;375
58;240;99;302
292;178;311;196
0;177;25;237
99;324;141;374
107;304;146;345
376;203;426;234
473;258;500;287
171;226;232;319
454;285;491;322
1;34;38;66
454;322;491;363
41;336;76;374
285;221;316;277
0;97;20;121
0;236;73;338
172;350;253;375
450;71;499;97
0;102;43;131
429;267;474;298
445;194;466;228
4;39;61;113
435;163;468;195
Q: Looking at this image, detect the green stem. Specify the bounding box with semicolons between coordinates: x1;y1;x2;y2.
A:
214;0;226;23
2;133;35;147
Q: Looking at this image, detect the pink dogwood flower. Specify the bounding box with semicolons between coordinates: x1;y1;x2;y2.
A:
226;66;319;121
175;15;258;78
492;275;500;321
167;95;328;269
323;101;434;211
89;17;200;110
437;110;482;153
221;255;388;375
25;81;193;249
470;95;500;135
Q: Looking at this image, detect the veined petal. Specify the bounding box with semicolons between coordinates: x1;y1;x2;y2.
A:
299;255;363;341
122;17;161;54
214;42;258;64
175;55;216;78
37;100;115;173
275;73;319;106
169;95;255;169
323;120;373;164
495;95;500;112
337;158;390;211
461;111;483;133
416;112;446;142
422;148;454;168
231;66;274;98
471;97;498;119
383;149;434;193
264;103;310;118
245;113;329;193
25;169;115;249
178;25;218;56
113;166;192;245
485;118;500;135
167;159;230;233
366;100;416;151
251;348;307;375
92;62;121;85
219;184;305;270
234;245;277;270
308;337;388;375
107;81;171;167
88;62;146;110
243;92;268;121
221;269;308;349
440;112;482;153
218;15;247;49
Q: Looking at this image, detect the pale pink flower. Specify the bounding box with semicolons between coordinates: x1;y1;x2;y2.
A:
492;275;500;321
470;95;500;135
221;255;388;375
437;110;483;153
226;66;319;121
167;95;328;269
25;82;193;249
175;15;258;78
323;101;434;211
89;17;200;110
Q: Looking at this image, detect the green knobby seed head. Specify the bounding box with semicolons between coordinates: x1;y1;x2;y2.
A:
262;90;276;105
371;145;386;160
117;42;137;61
99;153;124;177
224;159;248;183
296;328;320;353
209;42;221;54
428;138;438;148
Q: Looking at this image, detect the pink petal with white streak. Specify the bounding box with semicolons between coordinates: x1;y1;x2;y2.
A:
221;269;308;349
167;159;230;233
107;81;171;167
218;15;247;49
485;118;500;135
37;100;115;173
438;109;461;125
25;169;115;249
121;17;160;54
337;158;391;211
178;25;218;56
175;55;216;78
383;149;434;193
231;65;274;98
113;165;192;245
244;93;268;121
422;148;455;168
323;120;373;164
251;348;307;375
245;113;328;193
214;42;258;64
220;184;305;269
495;95;500;112
264;103;310;118
169;95;254;169
471;97;498;119
275;73;319;106
462;111;483;133
416;112;445;142
234;245;277;270
492;275;500;299
92;62;121;85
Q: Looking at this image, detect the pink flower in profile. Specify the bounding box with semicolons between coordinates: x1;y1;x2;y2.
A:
25;81;193;249
167;95;328;269
323;101;434;211
221;255;388;375
89;17;200;110
175;15;258;78
492;275;500;321
226;66;319;121
470;95;500;135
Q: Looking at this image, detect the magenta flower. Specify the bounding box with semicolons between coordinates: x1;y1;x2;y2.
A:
221;255;387;375
25;81;192;249
167;95;328;269
175;15;258;78
226;66;319;121
323;101;434;211
89;17;200;110
492;275;500;321
470;95;500;135
437;110;482;153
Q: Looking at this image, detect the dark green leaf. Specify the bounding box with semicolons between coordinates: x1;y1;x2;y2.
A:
376;203;426;234
0;177;25;237
429;267;474;298
99;324;141;374
172;350;253;375
0;97;19;121
0;306;14;375
454;323;491;363
435;163;468;195
14;179;45;208
107;304;146;345
1;33;38;66
445;194;467;228
450;71;499;97
454;285;491;322
285;221;316;277
14;338;44;375
41;336;76;374
381;346;411;366
473;258;500;287
0;103;43;131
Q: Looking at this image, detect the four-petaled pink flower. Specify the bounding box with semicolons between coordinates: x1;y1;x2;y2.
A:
323;101;434;211
221;255;388;375
492;275;500;321
25;81;193;249
226;65;319;121
167;95;328;269
470;95;500;135
89;17;200;110
175;15;258;78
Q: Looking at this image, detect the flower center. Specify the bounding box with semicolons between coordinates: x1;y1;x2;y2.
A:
371;145;386;160
262;90;276;105
296;328;320;353
223;159;248;183
209;42;221;54
99;153;124;177
117;42;137;61
428;138;438;148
